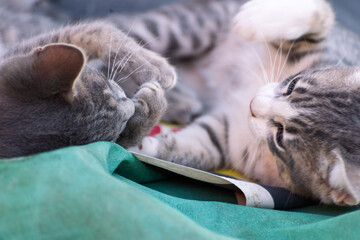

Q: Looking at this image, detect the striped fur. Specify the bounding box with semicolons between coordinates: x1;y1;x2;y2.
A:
107;0;246;59
128;0;360;205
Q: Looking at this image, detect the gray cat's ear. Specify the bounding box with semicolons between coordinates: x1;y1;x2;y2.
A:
31;43;85;101
328;149;359;206
32;44;85;100
1;44;84;102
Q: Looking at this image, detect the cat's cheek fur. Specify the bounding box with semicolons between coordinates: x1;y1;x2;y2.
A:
275;160;292;188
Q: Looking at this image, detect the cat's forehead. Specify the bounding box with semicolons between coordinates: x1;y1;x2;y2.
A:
285;72;360;147
289;67;360;89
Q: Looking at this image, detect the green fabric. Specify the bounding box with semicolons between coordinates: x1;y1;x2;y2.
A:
0;142;359;240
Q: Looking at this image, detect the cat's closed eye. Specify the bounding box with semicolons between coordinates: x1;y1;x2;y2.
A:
273;122;285;150
283;77;300;96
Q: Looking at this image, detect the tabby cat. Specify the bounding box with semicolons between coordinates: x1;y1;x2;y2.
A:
0;3;176;158
116;0;360;206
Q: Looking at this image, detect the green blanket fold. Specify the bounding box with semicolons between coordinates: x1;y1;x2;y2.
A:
0;142;359;240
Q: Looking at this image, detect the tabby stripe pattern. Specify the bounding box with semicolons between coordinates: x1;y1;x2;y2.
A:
198;122;226;167
271;33;326;64
107;0;244;59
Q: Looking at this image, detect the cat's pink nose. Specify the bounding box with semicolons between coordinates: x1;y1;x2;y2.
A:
250;96;271;118
250;99;257;117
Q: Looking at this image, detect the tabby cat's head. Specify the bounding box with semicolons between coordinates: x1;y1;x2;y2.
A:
249;67;360;206
0;44;134;158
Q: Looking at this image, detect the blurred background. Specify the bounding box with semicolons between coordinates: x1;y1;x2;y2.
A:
53;0;360;34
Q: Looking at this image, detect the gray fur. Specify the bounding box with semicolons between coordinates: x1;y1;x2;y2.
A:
0;4;176;158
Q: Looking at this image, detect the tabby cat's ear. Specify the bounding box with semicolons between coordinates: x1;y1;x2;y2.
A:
328;149;359;206
31;43;85;101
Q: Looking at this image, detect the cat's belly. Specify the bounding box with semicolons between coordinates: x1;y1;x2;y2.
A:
176;38;266;108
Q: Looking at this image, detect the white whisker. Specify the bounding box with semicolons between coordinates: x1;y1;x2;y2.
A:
278;40;295;82
275;40;285;82
243;67;266;85
108;21;135;81
249;46;270;84
110;33;161;82
118;68;150;84
109;37;129;81
260;33;275;84
107;34;113;80
111;51;136;81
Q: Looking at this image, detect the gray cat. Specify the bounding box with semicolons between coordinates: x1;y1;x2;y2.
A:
0;2;176;158
121;0;360;206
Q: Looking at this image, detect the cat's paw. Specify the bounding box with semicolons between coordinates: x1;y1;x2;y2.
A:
233;0;334;42
135;49;177;90
103;23;177;90
148;52;177;90
116;81;168;148
162;84;203;125
135;81;167;117
128;136;161;157
111;47;176;91
128;133;176;160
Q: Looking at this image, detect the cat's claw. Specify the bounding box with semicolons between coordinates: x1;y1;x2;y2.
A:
233;0;334;42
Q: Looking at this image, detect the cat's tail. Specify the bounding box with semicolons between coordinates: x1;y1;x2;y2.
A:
105;0;245;60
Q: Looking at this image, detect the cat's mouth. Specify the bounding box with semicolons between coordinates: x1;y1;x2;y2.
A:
248;114;268;141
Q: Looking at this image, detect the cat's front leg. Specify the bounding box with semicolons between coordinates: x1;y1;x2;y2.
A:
84;21;177;90
109;32;177;147
90;22;177;147
129;113;228;170
7;21;176;90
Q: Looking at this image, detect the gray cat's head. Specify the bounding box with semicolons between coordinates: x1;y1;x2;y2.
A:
249;67;360;206
0;44;134;158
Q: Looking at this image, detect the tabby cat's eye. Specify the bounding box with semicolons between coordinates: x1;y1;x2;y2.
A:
275;124;285;150
284;77;300;96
